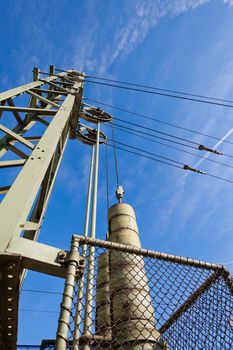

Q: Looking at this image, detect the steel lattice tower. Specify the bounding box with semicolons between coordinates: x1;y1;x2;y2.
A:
0;66;85;349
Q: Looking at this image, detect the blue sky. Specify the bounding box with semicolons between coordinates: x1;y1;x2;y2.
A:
1;0;233;345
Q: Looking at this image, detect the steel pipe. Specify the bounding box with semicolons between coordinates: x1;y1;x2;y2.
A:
55;238;80;350
73;235;223;271
73;145;95;349
82;122;100;350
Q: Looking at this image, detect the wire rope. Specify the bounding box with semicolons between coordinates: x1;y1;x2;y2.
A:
107;124;233;170
107;143;233;184
85;75;233;106
84;98;233;146
84;80;233;108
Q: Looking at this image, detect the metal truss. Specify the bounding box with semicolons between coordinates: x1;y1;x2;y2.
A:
0;66;85;350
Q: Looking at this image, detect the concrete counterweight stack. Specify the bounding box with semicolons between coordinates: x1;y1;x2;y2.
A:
96;202;161;349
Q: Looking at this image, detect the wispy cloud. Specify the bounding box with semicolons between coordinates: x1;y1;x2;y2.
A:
72;0;216;73
147;57;233;261
194;128;233;169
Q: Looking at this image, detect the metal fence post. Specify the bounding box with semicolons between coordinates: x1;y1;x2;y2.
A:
55;238;80;350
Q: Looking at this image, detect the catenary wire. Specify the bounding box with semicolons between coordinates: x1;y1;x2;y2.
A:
56;66;233;107
83;101;232;155
108;139;188;166
107;143;233;184
111;118;233;158
107;143;182;169
113;117;201;146
84;80;233;108
111;122;200;150
20;308;59;314
107;124;233;169
21;288;62;295
85;75;233;106
84;98;233;146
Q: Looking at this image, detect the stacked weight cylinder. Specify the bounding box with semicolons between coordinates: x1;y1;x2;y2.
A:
95;203;161;349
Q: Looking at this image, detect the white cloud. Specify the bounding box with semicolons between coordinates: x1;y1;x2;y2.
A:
72;0;214;73
224;0;233;6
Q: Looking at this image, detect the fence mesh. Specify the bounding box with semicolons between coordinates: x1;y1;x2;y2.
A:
32;238;231;349
62;240;233;349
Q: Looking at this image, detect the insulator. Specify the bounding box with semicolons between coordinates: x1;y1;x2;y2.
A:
76;123;107;145
116;185;124;203
183;164;206;174
198;144;223;155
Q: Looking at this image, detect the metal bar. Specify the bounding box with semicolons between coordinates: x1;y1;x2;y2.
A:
0;72;68;102
84;146;95;237
83;123;100;349
0;82;81;251
0;124;35;150
0;255;21;349
51;81;75;86
26;91;60;109
4;237;66;278
159;269;224;334
7;98;24;125
20;133;70;287
73;145;95;349
223;271;233;294
0;186;10;194
34;116;50;126
55;238;80;349
41;80;76;95
0;105;57;115
23;132;69;241
79;334;112;345
55;68;82;75
90;122;100;239
0;100;55;159
24;136;41;141
40;71;76;84
73;235;223;270
0;100;6;119
31;88;68;95
7;144;29;159
0;159;26;168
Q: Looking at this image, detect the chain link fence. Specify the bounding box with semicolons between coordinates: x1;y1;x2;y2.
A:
62;236;233;350
19;237;232;349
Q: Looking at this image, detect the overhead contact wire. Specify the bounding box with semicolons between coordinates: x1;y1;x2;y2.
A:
108;124;233;170
108;143;233;184
83;100;230;154
85;75;233;106
113;117;201;146
84;98;233;146
108;143;182;169
112;122;198;150
108;139;185;166
84;80;233;108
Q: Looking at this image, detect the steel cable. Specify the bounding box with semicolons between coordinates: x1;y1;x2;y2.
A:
84;98;233;146
107;142;233;184
107;124;233;170
84;80;233;108
85;75;233;106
